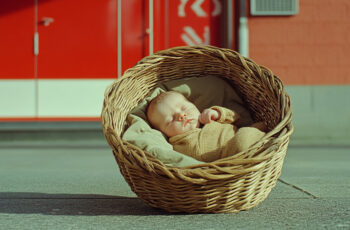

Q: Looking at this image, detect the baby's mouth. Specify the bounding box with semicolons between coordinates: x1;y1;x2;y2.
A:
184;119;194;126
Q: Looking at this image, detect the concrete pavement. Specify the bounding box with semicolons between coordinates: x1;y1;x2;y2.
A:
0;140;349;230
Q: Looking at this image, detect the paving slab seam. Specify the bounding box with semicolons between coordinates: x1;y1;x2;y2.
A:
278;178;318;199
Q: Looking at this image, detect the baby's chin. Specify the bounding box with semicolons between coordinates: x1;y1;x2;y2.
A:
187;118;199;128
167;120;200;137
186;120;200;132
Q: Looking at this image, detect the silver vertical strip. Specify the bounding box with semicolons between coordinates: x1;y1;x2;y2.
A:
34;0;39;56
34;32;39;55
117;0;122;78
34;0;39;117
149;0;154;55
227;0;233;49
238;0;249;57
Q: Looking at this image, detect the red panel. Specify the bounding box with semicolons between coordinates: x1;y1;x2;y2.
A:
0;0;34;79
226;0;236;50
121;0;145;73
153;0;167;52
37;0;117;79
168;0;222;48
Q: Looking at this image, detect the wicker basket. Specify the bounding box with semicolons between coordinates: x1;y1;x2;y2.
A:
101;45;293;213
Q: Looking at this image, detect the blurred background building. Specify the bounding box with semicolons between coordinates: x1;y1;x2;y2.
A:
0;0;349;144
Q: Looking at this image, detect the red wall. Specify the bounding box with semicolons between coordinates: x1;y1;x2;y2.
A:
0;0;225;121
248;0;350;85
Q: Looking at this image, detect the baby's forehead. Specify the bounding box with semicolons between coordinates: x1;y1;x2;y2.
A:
149;92;187;114
161;93;189;107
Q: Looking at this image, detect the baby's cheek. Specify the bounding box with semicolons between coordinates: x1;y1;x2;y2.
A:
167;124;178;135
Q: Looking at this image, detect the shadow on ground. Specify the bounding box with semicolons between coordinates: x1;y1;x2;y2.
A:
0;192;169;216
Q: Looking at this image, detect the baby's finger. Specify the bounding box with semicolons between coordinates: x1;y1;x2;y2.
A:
210;110;219;120
199;112;210;124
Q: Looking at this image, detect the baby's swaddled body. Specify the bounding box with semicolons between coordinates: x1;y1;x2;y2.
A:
147;91;266;163
169;106;265;162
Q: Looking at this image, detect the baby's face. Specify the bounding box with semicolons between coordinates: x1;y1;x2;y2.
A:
148;92;200;137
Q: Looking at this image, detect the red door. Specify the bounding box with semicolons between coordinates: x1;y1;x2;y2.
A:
120;0;147;73
37;0;118;79
0;0;35;79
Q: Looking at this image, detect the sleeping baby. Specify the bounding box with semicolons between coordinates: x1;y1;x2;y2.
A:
146;91;267;162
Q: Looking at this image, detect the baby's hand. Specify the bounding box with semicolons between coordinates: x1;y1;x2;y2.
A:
199;108;220;124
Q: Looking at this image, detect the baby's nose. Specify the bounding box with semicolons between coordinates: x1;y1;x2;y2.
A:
176;112;187;121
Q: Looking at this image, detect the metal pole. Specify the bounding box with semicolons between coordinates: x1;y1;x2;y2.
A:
238;0;249;57
227;0;233;49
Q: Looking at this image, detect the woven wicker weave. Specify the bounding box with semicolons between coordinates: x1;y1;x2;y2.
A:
101;45;293;213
